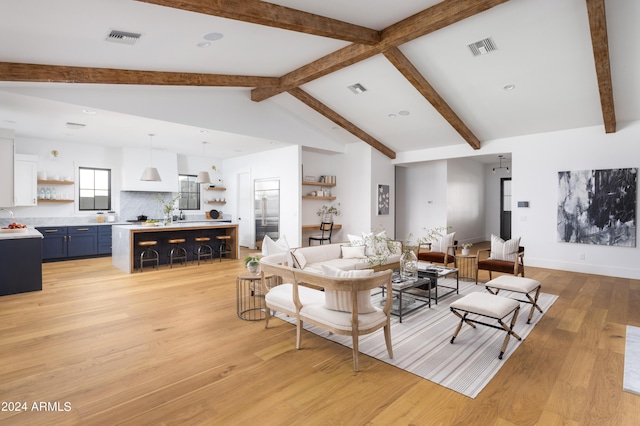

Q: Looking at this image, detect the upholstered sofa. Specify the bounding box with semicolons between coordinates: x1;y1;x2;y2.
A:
288;241;402;273
259;252;394;371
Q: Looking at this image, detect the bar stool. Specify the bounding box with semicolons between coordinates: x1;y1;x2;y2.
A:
167;238;187;268
137;240;159;272
194;236;213;265
215;235;232;262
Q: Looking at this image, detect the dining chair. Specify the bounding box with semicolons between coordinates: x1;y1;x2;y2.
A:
308;221;333;245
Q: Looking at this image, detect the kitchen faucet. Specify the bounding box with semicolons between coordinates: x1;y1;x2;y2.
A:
0;208;14;219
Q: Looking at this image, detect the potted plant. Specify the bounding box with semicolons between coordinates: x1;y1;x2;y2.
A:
461;243;473;256
316;203;340;223
244;255;262;274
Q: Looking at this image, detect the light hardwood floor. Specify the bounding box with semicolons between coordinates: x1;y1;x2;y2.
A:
1;245;639;425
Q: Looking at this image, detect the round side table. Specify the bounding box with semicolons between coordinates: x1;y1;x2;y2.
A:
236;273;278;320
454;254;478;282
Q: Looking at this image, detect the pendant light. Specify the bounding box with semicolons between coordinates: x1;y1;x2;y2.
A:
195;141;211;184
140;133;162;181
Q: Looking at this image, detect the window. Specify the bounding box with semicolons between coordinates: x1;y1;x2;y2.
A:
79;167;111;211
179;175;200;210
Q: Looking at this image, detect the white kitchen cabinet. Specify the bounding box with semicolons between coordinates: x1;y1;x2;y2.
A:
14;154;38;206
0;137;14;207
120;147;180;192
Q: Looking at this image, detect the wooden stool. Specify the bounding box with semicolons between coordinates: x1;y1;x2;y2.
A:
485;275;543;324
215;235;232;262
137;240;159;272
167;238;187;268
449;292;522;360
194;236;213;265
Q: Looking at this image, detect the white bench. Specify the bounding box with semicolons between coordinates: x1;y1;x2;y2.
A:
449;292;522;360
485;275;543;324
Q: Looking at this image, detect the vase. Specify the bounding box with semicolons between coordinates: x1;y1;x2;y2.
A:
322;213;333;223
400;249;418;282
163;214;173;226
247;260;260;275
461;248;470;256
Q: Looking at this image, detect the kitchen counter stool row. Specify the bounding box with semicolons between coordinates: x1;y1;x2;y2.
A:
135;230;232;272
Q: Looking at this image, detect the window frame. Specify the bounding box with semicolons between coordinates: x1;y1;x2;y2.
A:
78;167;112;211
178;174;201;211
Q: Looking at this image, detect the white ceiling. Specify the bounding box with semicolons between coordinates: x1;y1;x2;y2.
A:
0;0;637;161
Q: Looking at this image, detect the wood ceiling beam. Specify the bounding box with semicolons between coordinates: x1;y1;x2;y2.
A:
0;62;279;87
287;87;396;159
251;0;510;102
135;0;380;45
383;47;481;150
586;0;616;133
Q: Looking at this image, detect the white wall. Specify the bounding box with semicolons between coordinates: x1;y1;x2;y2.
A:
447;158;486;246
370;147;395;238
396;120;640;279
224;145;300;248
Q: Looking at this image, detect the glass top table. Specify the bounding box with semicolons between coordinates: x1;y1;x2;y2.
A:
379;266;459;323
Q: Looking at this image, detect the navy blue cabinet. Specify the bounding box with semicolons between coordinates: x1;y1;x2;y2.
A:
37;225;102;260
68;226;98;257
38;226;68;259
98;225;112;254
0;237;42;296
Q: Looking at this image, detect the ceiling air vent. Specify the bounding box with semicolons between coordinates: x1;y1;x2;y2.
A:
65;122;86;130
468;37;497;56
106;30;142;45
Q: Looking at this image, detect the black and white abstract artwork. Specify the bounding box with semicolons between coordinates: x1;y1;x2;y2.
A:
377;184;390;215
557;168;637;246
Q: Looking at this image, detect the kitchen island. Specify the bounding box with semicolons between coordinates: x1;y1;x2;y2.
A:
0;228;43;296
112;222;238;273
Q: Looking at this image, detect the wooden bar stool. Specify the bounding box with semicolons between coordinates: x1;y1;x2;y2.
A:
194;236;213;265
137;240;159;272
167;238;187;268
215;235;232;262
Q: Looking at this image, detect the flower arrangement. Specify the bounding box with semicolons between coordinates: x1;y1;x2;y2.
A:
462;243;473;249
156;194;181;217
316;203;341;217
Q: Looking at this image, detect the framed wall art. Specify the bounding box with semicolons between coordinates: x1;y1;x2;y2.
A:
557;168;637;247
377;184;390;215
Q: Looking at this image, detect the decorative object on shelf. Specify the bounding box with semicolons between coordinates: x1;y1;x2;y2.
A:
304;176;316;182
157;193;181;225
140;133;161;181
461;243;473;256
316;203;340;223
195;141;212;184
244;255;261;274
400;248;418;282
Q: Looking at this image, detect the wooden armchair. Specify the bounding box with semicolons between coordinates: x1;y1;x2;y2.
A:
417;240;458;266
476;246;525;283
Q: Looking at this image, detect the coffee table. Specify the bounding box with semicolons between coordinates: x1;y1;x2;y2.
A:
379;267;459;322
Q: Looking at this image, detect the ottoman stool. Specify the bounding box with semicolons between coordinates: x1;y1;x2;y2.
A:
485;275;542;324
450;292;522;360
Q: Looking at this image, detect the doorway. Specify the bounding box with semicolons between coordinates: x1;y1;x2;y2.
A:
500;178;512;240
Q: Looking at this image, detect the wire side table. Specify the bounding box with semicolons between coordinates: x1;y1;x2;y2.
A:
236;273;278;320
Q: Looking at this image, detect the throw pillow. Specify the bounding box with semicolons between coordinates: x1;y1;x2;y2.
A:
488;234;521;262
347;233;365;247
362;231;391;258
261;235;289;256
431;232;455;253
290;249;307;270
320;265;376;313
341;245;366;259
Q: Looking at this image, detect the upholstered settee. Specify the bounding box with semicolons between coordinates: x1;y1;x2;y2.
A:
288;240;402;274
259;252;394;371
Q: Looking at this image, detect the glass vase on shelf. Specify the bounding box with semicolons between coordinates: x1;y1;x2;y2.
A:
400;249;418;282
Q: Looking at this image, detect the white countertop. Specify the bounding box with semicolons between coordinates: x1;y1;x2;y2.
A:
113;222;237;231
0;228;43;240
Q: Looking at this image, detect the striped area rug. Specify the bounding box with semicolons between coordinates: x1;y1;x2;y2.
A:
275;279;557;398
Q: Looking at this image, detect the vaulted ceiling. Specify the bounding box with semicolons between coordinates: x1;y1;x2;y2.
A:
0;0;635;161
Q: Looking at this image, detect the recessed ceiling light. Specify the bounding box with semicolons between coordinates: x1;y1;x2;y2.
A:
503;84;516;91
197;42;211;48
200;130;208;133
398;110;410;116
347;83;367;94
388;113;396;118
203;32;224;41
82;109;96;115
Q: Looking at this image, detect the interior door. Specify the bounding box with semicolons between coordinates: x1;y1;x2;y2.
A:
500;178;512;240
237;172;253;248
